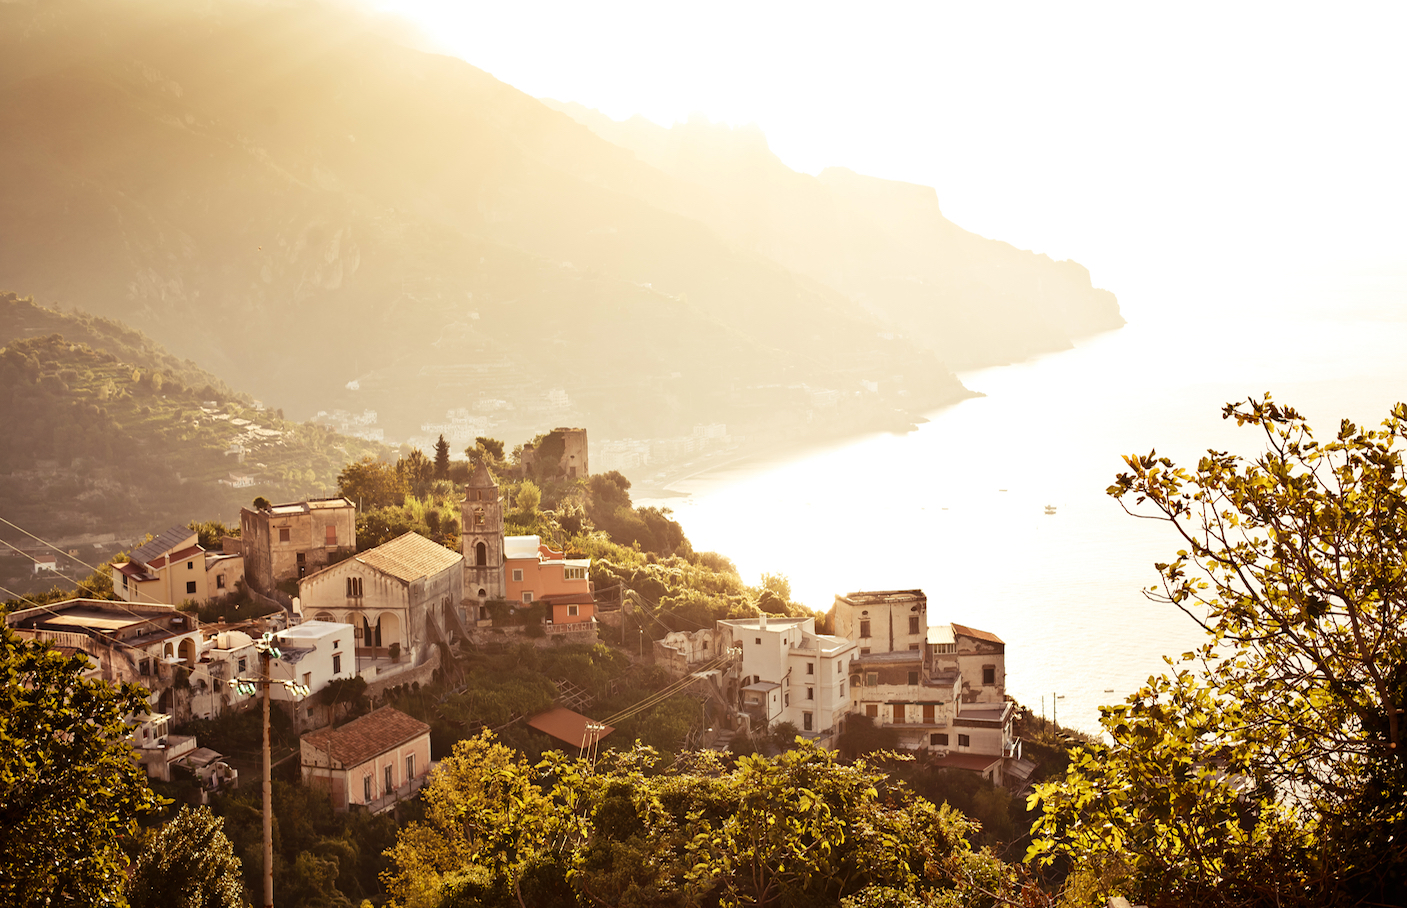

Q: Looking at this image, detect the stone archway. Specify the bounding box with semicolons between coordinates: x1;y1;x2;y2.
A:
378;612;402;651
178;638;195;664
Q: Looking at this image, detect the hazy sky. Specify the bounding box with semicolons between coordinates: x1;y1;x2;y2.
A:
369;1;1407;318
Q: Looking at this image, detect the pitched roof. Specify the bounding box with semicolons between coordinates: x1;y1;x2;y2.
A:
467;462;497;489
130;526;196;566
301;707;430;768
356;532;462;582
950;623;1004;645
526;707;614;747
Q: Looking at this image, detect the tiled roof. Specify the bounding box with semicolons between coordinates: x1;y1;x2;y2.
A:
130;526;196;566
356;532;462;582
466;462;498;489
950;623;1004;645
302;707;430;768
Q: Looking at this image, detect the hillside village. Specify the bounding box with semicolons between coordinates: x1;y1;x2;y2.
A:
6;429;1035;822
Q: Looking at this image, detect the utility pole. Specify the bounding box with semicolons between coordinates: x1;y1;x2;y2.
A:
230;632;313;908
261;647;273;908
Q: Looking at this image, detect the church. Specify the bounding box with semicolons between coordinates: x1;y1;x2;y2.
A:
460;463;596;633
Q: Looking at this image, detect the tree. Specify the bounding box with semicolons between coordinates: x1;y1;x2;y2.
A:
127;805;244;908
0;627;162;905
1029;397;1407;906
515;480;542;514
384;733;1021;908
433;434;451;479
189;519;236;550
400;449;434;498
338;457;409;510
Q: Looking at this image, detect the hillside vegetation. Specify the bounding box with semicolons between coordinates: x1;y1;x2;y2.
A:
0;292;383;541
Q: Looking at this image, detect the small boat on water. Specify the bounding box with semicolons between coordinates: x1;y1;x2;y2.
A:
1044;505;1057;515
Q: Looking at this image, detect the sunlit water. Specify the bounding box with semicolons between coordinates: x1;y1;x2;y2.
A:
640;274;1407;732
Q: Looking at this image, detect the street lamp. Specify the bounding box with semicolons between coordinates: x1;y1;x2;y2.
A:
228;632;312;908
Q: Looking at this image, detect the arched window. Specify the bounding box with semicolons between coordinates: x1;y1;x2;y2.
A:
475;541;487;567
477;588;487;597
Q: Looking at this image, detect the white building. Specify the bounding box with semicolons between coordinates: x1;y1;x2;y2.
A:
716;614;855;747
270;620;355;698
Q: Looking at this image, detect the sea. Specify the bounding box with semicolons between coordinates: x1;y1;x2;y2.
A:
639;268;1407;732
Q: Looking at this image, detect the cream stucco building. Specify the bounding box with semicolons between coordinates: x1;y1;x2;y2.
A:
297;532;465;666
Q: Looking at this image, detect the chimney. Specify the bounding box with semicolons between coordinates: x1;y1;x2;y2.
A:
759;611;767;629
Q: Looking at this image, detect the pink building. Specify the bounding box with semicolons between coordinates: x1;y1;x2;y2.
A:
300;706;432;813
502;535;595;629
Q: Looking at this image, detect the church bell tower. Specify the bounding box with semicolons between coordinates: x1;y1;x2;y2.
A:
461;462;505;619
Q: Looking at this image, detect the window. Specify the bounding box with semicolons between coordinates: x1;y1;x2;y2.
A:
296;552;306;565
860;647;870;655
279;528;290;542
806;662;814;675
522;592;533;603
893;703;906;724
866;704;879;718
565;566;586;581
908;615;920;635
333;638;339;649
922;704;935;723
303;672;312;688
932;733;949;746
958;734;970;747
385;764;393;794
567;604;578;616
908;643;920;651
838;661;842;673
907;670;919;685
476;542;487;567
238;657;247;674
474;507;485;526
840;681;846;697
186;581;197;594
187;560;194;570
983;666;996;686
332;653;342;674
784;692;790;707
803;711;813;731
325;525;338;545
865;672;878;687
512;568;523;582
364;775;373;802
805;687;814;700
755;637;761;645
216;574;226;589
139;658;151;676
859;619;871;638
347;577;363;598
407;753;416;781
933;643;956;654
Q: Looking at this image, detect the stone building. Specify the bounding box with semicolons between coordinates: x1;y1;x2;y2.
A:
829;589;1022;783
297;532;465;666
240;498;356;593
460;463;505;615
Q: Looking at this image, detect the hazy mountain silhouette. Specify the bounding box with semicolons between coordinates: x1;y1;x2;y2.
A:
542;103;1123;369
0;0;1112;448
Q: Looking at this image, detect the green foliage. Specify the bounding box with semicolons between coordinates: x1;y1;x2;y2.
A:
339;457;410;510
0;626;162;905
1031;397;1407;906
127;805;244;908
433;435;451;479
189;519;237;550
515;479;542;513
357;489;460;553
214;780;402;907
385;735;1024;908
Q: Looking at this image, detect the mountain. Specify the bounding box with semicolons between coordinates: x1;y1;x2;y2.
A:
540;104;1124;369
0;0;1114;452
0;291;384;543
